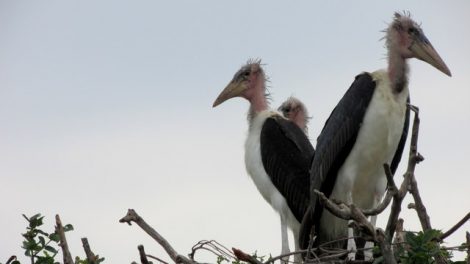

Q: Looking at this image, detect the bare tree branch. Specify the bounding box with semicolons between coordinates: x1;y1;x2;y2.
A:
190;240;235;261
466;232;470;264
392;218;405;252
5;256;17;264
438;212;470;241
55;214;74;264
138;245;152;264
146;254;170;264
81;238;98;264
402;105;448;264
119;209;196;264
385;105;425;242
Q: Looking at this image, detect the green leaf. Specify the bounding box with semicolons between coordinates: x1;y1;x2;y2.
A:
22;240;38;251
36;229;49;236
22;214;31;223
63;224;74;232
38;236;46;246
44;245;58;254
30;215;44;229
49;233;60;242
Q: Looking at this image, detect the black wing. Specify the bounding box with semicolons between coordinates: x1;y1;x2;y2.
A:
299;73;377;248
260;115;315;222
390;96;410;175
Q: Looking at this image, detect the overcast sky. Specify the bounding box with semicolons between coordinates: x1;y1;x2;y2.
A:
1;1;469;263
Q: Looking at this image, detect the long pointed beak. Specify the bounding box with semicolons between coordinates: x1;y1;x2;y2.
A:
212;81;246;107
410;39;452;77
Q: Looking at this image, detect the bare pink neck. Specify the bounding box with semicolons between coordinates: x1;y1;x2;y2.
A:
388;50;409;94
245;74;269;120
249;91;268;113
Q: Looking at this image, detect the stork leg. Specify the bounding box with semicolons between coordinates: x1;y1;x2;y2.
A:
363;212;378;260
347;221;357;260
280;215;290;264
293;226;301;263
346;191;357;260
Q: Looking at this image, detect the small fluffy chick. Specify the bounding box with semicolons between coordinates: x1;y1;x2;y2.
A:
278;96;310;134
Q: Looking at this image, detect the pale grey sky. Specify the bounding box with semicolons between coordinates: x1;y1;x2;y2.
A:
1;1;469;262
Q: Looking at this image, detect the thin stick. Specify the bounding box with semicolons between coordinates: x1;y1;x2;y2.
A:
146;254;170;264
81;238;97;264
119;209;195;264
6;256;17;264
438;212;470;241
138;245;151;264
466;232;470;264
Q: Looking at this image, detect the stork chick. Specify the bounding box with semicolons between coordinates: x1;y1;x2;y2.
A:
278;96;310;135
213;60;314;263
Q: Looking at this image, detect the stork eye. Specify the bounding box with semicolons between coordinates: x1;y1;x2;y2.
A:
408;27;419;35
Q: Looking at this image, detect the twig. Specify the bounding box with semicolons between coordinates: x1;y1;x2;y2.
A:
146;254;170;264
384;105;423;242
263;249;309;264
190;240;235;261
362;191;393;216
119;209;196;264
55;214;74;264
306;250;348;263
6;256;17;264
305;226;320;262
81;238;97;264
314;190;352;220
138;245;152;264
392;218;405;253
404;106;448;264
466;232;470;264
438;212;470;241
362;166;398;217
404;106;431;231
408;173;432;231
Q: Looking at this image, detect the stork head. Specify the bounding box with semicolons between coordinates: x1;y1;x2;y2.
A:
213;59;266;108
278;96;310;134
386;12;451;76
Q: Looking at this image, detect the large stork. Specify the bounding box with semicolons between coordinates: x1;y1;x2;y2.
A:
213;60;314;262
299;12;451;252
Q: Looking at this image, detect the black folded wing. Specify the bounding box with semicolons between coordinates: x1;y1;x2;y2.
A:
260;115;315;222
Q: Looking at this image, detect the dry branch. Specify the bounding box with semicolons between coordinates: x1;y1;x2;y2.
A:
190;240;237;262
138;245;152;264
5;256;17;264
55;214;74;264
146;254;170;264
119;209;196;264
438;212;470;241
466;232;470;264
81;238;98;264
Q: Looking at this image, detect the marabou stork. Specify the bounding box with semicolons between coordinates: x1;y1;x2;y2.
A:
278;96;310;135
213;60;315;262
299;12;451;252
